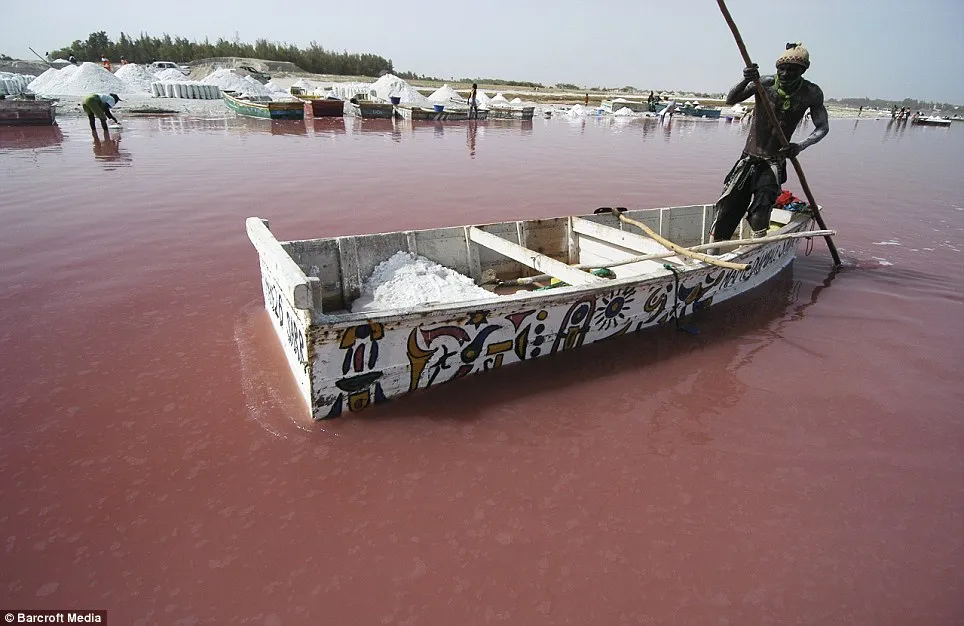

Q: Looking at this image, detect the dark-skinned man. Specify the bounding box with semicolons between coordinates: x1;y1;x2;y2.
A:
708;43;829;253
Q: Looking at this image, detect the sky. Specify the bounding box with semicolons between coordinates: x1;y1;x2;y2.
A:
4;0;963;104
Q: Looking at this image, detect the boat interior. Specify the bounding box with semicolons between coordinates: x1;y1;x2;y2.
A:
265;205;798;318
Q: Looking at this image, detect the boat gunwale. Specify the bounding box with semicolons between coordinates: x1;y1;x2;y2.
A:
265;207;812;328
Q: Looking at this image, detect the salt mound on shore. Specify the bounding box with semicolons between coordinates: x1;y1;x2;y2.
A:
29;62;128;96
201;69;271;97
351;251;496;312
369;73;431;106
154;68;188;81
114;63;156;93
28;65;78;93
429;84;462;103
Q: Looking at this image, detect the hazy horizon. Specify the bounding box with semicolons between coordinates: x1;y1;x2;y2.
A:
4;0;963;104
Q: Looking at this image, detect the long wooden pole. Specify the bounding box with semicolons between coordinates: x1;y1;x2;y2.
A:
716;0;842;267
28;47;55;69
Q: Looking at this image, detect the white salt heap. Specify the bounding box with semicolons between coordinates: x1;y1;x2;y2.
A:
490;92;508;105
264;81;287;94
351;251;496;312
291;78;316;91
28;62;128;96
201;69;271;97
369;73;431;106
428;84;463;103
114;63;157;93
509;97;523;105
613;106;636;117
567;104;589;116
474;90;491;108
154;68;188;81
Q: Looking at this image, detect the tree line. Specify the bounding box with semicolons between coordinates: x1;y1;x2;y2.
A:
48;32;395;77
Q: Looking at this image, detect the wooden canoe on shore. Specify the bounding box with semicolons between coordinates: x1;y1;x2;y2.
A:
0;96;57;125
222;90;304;120
247;204;825;419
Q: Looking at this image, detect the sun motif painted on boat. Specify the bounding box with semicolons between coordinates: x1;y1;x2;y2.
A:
593;287;636;330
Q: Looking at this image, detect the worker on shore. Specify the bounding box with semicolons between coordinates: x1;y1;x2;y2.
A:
68;54;77;65
82;93;122;138
120;57;129;66
101;56;112;72
707;43;829;253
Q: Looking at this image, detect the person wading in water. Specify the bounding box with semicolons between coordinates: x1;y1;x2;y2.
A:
707;42;829;253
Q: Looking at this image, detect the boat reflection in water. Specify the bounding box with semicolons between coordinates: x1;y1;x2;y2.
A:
0;124;65;152
309;117;347;137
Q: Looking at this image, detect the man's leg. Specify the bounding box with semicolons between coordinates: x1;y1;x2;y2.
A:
745;169;781;238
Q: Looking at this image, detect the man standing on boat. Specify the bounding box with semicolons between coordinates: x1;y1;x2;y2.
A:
82;93;122;139
708;43;828;251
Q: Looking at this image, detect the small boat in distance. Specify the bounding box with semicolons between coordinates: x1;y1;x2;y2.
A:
222;90;304;120
912;115;952;127
246;203;829;419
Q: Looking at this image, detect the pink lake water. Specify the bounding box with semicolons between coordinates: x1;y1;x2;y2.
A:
1;114;962;625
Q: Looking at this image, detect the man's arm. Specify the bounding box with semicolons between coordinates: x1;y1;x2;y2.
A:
725;65;762;105
797;87;828;152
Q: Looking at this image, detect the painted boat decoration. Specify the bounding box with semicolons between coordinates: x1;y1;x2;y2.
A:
395;104;489;121
247;204;824;419
487;105;535;120
0;96;57;125
222;90;305;120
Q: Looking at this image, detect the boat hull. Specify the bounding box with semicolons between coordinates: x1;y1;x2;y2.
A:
248;206;813;419
222;91;304;120
0;98;57;125
349;101;396;119
298;97;344;117
487;106;534;120
395;105;488;121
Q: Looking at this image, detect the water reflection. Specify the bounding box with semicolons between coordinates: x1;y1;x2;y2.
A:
0;124;65;152
268;119;308;137
466;120;478;158
309;117;346;137
91;134;132;168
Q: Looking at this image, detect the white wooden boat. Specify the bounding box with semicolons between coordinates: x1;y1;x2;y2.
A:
247;204;824;419
912;115;951;127
487;105;535;120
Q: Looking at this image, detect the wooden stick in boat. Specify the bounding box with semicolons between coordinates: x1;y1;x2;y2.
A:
495;229;834;287
599;208;749;271
716;0;842;267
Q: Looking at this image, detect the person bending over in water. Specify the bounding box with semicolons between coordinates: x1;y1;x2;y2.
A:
82;93;122;139
707;43;829;253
